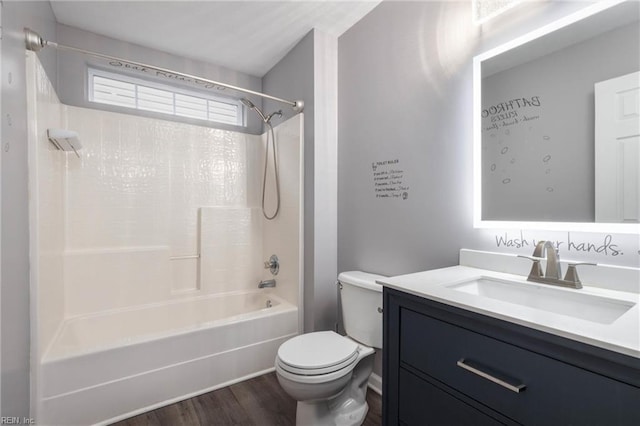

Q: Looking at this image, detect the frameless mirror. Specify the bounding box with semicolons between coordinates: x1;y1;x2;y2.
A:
474;0;640;231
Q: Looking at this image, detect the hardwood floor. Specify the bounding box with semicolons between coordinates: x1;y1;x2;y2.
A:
112;372;382;426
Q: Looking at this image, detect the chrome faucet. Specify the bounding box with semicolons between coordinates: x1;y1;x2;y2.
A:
518;241;595;289
534;241;562;280
258;279;276;288
264;254;279;275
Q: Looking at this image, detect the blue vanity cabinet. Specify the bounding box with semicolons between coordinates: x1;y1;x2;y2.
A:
383;287;640;425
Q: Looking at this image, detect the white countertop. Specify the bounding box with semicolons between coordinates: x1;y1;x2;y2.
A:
377;250;640;359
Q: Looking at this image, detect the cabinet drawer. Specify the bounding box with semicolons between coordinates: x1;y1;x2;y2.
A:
401;308;640;425
399;368;505;426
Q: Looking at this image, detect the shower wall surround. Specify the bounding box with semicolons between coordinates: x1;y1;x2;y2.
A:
27;52;301;352
62;106;264;316
261;116;304;307
26;52;65;359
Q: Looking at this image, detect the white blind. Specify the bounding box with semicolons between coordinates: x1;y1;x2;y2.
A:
92;75;136;108
89;69;243;126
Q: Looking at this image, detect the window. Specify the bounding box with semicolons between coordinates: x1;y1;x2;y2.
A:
88;68;243;126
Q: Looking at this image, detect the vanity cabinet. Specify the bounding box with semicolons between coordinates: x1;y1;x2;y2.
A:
383;288;640;425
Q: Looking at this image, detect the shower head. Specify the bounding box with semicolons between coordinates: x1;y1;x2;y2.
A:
241;98;255;109
241;98;272;123
241;97;267;122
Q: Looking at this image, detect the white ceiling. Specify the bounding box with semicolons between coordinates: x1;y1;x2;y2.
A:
50;1;381;77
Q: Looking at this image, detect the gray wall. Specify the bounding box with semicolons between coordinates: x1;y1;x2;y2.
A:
337;0;634;376
56;24;264;135
1;1;57;417
482;21;640;222
339;1;473;277
264;30;316;332
263;29;340;333
337;0;617;276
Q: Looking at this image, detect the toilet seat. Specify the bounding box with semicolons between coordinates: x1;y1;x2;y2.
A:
277;331;359;376
276;357;357;385
277;351;358;376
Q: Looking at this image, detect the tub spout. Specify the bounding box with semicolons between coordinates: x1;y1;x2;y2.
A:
259;279;276;288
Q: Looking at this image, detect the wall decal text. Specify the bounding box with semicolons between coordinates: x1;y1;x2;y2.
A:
372;159;409;200
482;96;541;132
106;61;228;91
493;231;623;257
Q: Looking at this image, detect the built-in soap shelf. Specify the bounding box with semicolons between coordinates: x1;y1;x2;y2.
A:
47;128;81;157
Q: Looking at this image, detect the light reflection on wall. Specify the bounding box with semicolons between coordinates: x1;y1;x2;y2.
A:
473;0;523;25
418;1;480;98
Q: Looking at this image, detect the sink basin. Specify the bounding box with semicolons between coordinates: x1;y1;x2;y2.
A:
446;277;636;324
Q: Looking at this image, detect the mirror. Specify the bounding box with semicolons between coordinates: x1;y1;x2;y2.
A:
474;0;640;231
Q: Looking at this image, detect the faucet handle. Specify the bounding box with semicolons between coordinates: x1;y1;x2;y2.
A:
517;255;543;278
563;262;596;288
264;254;279;275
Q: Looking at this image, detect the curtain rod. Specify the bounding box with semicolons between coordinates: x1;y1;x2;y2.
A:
24;28;304;113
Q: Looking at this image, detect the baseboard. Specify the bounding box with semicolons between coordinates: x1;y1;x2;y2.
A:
368;372;382;395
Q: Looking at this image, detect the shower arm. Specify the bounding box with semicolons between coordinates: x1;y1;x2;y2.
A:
24;28;304;113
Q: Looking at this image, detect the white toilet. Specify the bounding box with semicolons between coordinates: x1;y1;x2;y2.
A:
275;271;384;426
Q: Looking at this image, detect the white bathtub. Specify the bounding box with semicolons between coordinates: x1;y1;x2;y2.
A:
38;291;298;425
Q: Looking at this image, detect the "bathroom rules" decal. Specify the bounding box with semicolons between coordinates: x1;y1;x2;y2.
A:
372;159;410;200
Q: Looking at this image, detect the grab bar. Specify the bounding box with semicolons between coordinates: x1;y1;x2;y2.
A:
170;254;200;260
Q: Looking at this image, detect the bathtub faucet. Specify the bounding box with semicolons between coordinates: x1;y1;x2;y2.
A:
258;279;276;288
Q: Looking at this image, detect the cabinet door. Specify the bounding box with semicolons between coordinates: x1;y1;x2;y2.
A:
399;368;506;426
400;308;640;425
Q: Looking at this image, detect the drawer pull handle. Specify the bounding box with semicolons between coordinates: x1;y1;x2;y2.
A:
457;359;526;393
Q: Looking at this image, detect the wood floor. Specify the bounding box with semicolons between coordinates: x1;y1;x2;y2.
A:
112;372;382;426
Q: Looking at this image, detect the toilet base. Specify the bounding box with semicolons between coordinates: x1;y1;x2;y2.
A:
296;399;368;426
293;352;374;426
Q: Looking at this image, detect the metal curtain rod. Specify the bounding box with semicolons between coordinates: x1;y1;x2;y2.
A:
24;28;304;113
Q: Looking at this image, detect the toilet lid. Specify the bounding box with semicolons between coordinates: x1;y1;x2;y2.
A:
277;331;358;371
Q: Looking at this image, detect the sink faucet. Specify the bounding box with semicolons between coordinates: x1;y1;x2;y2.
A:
518;241;595;289
258;279;276;288
533;241;562;280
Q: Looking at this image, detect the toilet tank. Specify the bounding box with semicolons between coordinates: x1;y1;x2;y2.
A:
338;271;385;349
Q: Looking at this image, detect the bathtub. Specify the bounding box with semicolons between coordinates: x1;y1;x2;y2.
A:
38;291;298;425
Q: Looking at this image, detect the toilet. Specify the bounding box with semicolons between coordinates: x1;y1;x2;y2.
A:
275;271;384;426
